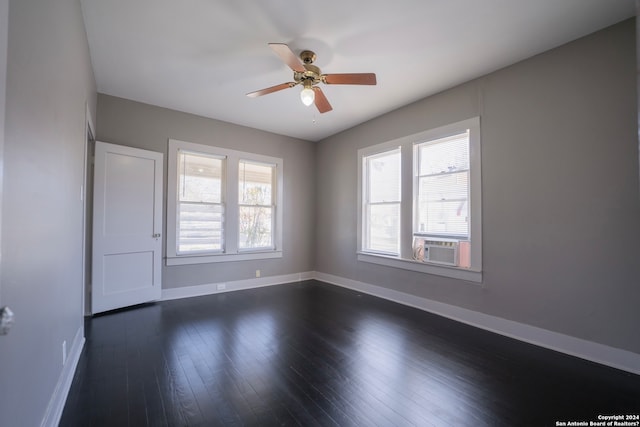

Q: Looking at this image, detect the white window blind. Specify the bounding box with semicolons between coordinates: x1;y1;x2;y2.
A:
177;151;224;254
363;148;401;255
416;132;470;238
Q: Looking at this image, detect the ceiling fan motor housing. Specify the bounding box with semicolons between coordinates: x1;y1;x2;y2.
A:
295;51;321;85
295;65;321;85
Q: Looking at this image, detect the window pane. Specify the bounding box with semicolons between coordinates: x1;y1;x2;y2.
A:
178;203;223;253
178;152;223;203
419;172;468;202
367;203;400;254
419;132;469;176
239;161;273;205
239;206;273;249
416;131;470;238
417;199;468;235
367;150;400;203
417;171;469;236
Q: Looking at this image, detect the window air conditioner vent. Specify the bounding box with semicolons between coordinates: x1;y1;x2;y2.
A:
424;239;459;266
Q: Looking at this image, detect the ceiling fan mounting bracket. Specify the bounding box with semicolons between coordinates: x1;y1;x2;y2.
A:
300;50;317;64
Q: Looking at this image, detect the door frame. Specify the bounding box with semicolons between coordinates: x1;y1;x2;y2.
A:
82;106;95;316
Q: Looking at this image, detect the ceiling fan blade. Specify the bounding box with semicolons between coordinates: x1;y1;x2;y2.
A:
323;73;377;85
246;82;296;98
268;43;306;73
313;87;332;113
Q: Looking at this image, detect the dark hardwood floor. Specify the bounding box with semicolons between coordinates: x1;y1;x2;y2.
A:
60;280;640;426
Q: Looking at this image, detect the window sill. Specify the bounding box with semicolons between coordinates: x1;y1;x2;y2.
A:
166;250;283;266
357;252;482;283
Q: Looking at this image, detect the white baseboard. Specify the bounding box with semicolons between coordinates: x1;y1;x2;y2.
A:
40;325;85;427
162;271;315;301
314;271;640;376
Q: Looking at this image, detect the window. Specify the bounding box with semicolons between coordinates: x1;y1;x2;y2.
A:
167;139;283;265
238;160;275;250
362;148;401;255
357;117;482;282
177;151;224;254
415;133;469;237
414;131;473;269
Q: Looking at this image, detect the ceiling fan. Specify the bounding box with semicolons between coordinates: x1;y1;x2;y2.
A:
246;43;377;113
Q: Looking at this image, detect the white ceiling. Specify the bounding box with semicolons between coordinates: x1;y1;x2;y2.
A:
80;0;635;142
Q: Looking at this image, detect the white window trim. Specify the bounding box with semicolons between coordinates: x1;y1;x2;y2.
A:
357;117;482;283
167;139;283;266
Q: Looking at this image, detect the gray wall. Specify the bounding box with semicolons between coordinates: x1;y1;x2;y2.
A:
0;0;96;426
0;0;7;305
96;95;316;289
316;18;640;354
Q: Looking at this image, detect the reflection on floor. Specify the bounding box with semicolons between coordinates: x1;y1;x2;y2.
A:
60;280;640;426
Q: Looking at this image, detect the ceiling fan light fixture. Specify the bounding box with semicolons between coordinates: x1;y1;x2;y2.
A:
300;83;315;106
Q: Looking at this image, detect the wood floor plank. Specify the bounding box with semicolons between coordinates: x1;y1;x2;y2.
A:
59;280;640;426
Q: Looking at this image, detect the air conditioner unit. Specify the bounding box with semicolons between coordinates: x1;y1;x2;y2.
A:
424;239;459;266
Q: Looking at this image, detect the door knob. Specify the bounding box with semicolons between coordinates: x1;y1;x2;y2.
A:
152;233;161;238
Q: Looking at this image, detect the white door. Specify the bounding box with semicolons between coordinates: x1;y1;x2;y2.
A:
92;141;163;314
